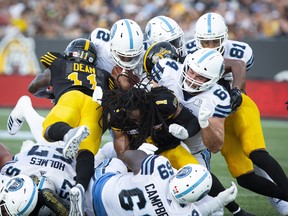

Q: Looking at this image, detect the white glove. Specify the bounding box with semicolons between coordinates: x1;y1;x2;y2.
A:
137;143;158;155
216;182;238;207
198;102;213;128
92;86;103;105
168;123;189;140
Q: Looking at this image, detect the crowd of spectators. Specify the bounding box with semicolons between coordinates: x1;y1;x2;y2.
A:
0;0;288;41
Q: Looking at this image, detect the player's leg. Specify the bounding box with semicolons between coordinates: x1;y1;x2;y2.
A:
254;165;288;215
7;95;48;144
233;95;288;201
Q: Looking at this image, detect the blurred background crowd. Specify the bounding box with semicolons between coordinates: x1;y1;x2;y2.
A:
0;0;288;40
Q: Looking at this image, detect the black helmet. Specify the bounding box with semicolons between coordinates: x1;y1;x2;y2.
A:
63;38;97;64
143;41;179;75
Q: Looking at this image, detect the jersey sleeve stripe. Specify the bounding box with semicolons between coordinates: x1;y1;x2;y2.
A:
40;52;57;68
214;104;231;117
246;55;254;72
141;155;159;175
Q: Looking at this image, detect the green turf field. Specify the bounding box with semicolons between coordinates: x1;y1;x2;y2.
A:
0;108;287;215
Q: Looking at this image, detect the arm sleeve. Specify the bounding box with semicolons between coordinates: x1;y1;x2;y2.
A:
174;105;201;137
196;196;223;216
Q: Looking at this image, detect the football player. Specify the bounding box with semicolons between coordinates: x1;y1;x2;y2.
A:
0;140;72;215
85;149;238;216
188;12;288;215
144;44;254;216
89;27;115;74
108;18;147;90
101;85;201;168
27;38;115;216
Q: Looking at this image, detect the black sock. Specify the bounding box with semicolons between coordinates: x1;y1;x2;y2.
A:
45;122;71;141
209;172;240;213
237;171;288;201
250;150;288;188
75;150;94;191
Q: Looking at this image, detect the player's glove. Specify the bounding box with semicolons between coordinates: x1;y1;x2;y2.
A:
216;182;238;207
230;88;243;112
198;102;213;128
137;143;158;155
168;123;189;140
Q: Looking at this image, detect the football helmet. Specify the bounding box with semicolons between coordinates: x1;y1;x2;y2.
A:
178;48;225;93
110;19;144;70
169;164;212;204
63;38;97;64
195;12;228;54
143;41;179;75
0;175;38;215
145;16;186;56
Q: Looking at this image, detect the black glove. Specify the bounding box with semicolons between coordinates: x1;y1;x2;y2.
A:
230;88;243;112
286;101;288;110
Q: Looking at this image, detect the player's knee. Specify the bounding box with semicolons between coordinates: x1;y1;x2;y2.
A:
249;149;269;165
236;172;254;188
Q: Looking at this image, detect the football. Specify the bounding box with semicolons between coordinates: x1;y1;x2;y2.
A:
111;65;140;89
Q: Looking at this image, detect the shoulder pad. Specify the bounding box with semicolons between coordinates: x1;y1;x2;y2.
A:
40;52;63;69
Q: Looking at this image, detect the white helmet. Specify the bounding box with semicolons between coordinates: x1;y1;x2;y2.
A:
145;16;186;56
0;175;38;215
195;13;228;54
169;164;212;204
178;48;225;93
110;19;144;70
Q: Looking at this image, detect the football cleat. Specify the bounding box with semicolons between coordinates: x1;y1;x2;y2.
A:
63;126;90;159
7;95;32;135
69;184;85;216
269;198;288;216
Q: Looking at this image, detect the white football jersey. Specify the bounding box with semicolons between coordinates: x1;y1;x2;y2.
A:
156;58;231;154
89;27;115;73
0;144;76;203
185;39;254;71
87;156;202;216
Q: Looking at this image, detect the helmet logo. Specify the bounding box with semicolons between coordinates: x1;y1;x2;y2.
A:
6;178;24;192
176;166;192;179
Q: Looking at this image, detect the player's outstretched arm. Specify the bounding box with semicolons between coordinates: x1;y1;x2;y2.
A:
197;182;238;216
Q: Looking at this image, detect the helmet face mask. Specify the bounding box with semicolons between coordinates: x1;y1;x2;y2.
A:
64;38;97;64
110;19;144;70
178;48;225;93
169;164;212;204
145;16;186;56
0;175;38;216
195;13;228;54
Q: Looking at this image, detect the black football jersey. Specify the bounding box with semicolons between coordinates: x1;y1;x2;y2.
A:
40;52;115;103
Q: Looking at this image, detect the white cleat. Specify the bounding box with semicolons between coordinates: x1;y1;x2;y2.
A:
63;126;90;159
269;197;288;216
7;95;32;135
69;184;85;216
